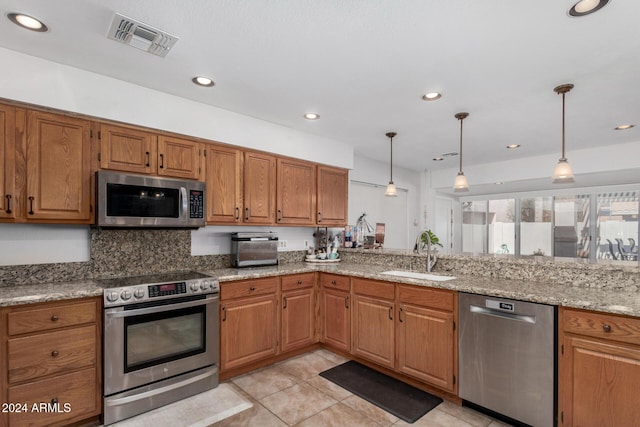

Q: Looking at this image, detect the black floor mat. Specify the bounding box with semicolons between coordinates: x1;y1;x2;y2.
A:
319;360;443;423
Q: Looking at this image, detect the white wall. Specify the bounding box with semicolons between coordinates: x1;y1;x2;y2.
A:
349;156;422;250
191;226;315;256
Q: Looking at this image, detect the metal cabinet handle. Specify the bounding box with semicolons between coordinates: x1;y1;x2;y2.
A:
249;287;256;291
277;209;282;222
297;280;303;285
159;153;164;169
235;207;240;221
51;350;59;357
331;280;337;285
51;315;59;322
388;307;393;320
603;324;612;333
317;212;322;223
344;295;349;309
5;194;11;214
245;207;250;220
28;196;35;215
222;307;227;322
283;297;287;309
145;151;150;167
399;307;404;323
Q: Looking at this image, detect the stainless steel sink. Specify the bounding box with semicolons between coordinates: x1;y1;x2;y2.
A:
380;270;456;281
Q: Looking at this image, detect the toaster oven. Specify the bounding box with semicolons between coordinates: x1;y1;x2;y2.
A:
231;232;278;267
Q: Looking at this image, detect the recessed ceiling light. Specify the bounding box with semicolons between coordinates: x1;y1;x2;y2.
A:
614;124;635;130
506;144;521;149
304;113;320;120
432;157;444;161
568;0;609;17
192;76;214;87
7;13;48;32
495;181;504;185
422;92;442;101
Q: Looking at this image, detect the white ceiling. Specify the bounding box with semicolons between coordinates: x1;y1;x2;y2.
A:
1;1;639;191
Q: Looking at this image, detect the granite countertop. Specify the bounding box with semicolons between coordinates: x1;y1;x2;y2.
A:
2;262;640;317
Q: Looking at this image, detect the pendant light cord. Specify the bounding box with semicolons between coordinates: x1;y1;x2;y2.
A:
561;91;566;160
459;118;463;173
389;136;393;182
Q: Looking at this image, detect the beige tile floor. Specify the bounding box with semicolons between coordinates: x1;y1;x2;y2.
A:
212;349;514;427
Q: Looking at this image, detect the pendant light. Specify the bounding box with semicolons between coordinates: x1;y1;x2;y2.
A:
384;132;398;197
453;112;470;192
552;84;575;184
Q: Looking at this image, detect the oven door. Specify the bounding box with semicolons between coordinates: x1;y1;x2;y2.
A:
104;294;219;396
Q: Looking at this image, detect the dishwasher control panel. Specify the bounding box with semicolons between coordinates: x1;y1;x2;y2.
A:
485;299;514;312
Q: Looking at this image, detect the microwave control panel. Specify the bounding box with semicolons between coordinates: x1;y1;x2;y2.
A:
189;190;204;218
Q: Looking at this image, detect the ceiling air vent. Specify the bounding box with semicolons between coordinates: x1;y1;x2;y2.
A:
107;13;178;57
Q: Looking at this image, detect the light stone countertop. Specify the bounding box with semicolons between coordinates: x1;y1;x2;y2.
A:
2;263;639;317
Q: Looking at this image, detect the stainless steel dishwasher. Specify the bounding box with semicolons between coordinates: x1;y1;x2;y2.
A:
458;293;557;427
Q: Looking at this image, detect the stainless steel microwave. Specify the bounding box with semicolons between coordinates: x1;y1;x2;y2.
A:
96;171;206;228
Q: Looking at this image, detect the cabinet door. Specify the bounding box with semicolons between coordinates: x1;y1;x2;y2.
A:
322;287;350;352
276;158;315;225
0;104;15;219
281;287;315;352
317;165;348;226
352;294;395;369
205;144;242;224
99;123;156;174
26;111;92;222
243;151;276;224
220;293;278;371
397;303;455;392
561;335;640;427
157;135;202;180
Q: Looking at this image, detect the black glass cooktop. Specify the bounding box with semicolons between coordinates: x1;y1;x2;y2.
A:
98;271;213;289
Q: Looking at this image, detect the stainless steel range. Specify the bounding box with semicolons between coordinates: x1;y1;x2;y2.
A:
101;271;219;425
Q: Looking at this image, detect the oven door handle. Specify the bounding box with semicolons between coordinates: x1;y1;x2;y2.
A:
105;295;219;318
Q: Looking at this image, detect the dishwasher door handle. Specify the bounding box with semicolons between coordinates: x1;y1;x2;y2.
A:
469;305;536;324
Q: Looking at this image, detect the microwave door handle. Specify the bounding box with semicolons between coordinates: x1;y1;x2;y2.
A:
180;187;188;218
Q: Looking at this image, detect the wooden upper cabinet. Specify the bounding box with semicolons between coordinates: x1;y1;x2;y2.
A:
243;151;276;224
157;135;202;180
0;104;16;220
317;165;348;226
25;111;92;222
98;123;156;174
277;158;316;225
205;144;243;224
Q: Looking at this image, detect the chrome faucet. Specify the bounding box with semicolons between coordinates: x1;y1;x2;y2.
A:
415;231;438;272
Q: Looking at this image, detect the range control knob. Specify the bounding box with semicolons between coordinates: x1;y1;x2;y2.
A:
190;282;200;292
120;290;132;301
134;288;145;299
201;280;210;290
106;291;119;302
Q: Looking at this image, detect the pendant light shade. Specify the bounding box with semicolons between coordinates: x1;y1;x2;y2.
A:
552;84;575;184
453;112;469;192
385;132;398;197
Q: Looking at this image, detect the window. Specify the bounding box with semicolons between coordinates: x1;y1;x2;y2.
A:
520;197;552;256
462;201;488;253
553;195;590;259
597;192;638;261
488;199;514;255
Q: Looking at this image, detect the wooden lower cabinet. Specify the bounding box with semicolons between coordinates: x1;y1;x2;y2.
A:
320;273;351;352
281;273;316;352
351;278;396;369
397;286;456;393
559;307;640;426
220;277;279;372
1;297;102;427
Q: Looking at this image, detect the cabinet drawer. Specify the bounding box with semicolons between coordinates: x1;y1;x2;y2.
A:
320;273;350;292
563;308;640;346
8;325;96;384
398;285;455;312
352;278;395;300
8;367;98;427
281;273;316;291
8;300;97;336
221;277;279;300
